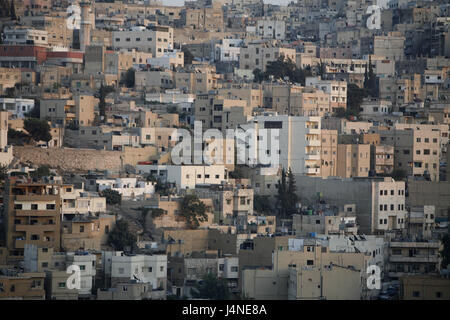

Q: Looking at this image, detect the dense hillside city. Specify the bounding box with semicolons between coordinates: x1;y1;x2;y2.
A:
0;0;449;301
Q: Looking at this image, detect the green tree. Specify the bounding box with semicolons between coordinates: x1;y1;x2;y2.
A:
286;167;298;216
365;56;377;97
102;189;122;205
0;164;8;181
337;83;370;119
181;46;194;65
253;195;273;214
252;55;311;85
180;194;208;229
98;84;115;120
391;169;407;181
124;68;135;88
24;102;40;118
276;168;298;218
24;118;51;142
30;165;51;179
191;273;231;300
107;219;137;252
276;168;288;219
441;233;450;269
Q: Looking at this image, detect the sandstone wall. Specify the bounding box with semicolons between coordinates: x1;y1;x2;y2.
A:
13;146;158;172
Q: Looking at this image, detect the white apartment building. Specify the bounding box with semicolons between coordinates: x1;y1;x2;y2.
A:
214;39;244;62
66;252;97;296
240;114;322;176
3;28;48;46
360;99;392;117
61;188;107;219
145;90;195;104
0;98;35;118
254;20;286;40
96;178;156;198
112;26;173;57
135;165;227;190
110;254;167;290
146;50;184;69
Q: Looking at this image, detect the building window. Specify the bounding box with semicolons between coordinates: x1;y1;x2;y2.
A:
413;291;420;297
307;260;314;265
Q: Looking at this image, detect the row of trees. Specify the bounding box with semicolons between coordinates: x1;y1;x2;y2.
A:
253;55;312;85
8;118;52;145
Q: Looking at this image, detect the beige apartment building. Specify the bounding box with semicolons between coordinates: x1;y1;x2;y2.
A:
40;95;96;127
137;110;179;128
217;84;263;110
400;275;450;300
370;144;395;175
0;272;46;300
320;129;338;177
241;242;370;300
193;185;254;225
262;83;331;117
239;42;296;72
336;144;371;178
174;70;219;94
378;127;440;181
21;15;73;48
144;195;214;229
306;77;347;111
4;180;63;262
379;74;421;107
184;5;224;31
388;240;442;279
61;215;116;252
112;26;174;57
288;265;362;300
135;69;174;91
194;93;250;131
374;32;405;61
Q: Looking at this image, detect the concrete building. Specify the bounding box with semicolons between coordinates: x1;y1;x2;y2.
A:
0;98;35;119
109;253;167;291
288;265;362;300
374;32;405;61
370;144;395;175
239;43;296;72
378;127;440;181
194;93;250;131
407;179;450;219
305;77;347;111
96;178;155;199
336;144;371;178
112;26;173;57
4;179;62;262
293;176;406;234
241;115;322;176
400;275;450;300
136;165;227;190
388;239;442;279
406;206;436;240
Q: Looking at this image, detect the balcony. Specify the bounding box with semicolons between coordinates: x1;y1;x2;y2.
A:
306;152;320;160
389;255;439;263
305;167;320;175
15;209;57;217
15;223;57;232
305;127;320;135
15;194;57;201
306;139;320;147
389;241;440;249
